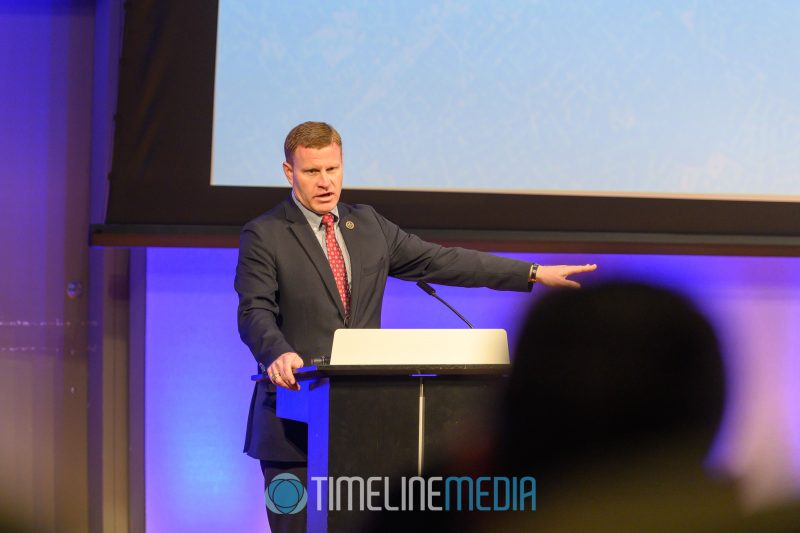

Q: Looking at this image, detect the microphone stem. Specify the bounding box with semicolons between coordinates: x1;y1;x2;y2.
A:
431;293;474;328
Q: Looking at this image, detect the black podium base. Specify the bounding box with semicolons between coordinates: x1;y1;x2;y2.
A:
273;365;508;532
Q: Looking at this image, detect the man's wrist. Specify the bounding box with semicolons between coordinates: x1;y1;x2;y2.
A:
529;263;540;284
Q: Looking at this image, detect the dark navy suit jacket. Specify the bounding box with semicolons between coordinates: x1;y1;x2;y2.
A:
235;197;532;461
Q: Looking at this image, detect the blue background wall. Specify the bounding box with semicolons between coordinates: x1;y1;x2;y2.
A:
143;248;800;532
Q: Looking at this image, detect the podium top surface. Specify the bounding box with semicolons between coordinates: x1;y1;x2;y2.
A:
330;328;510;365
251;363;510;381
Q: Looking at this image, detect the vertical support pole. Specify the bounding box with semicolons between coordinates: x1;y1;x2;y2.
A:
417;378;425;476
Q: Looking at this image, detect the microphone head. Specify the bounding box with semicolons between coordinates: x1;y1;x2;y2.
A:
416;280;436;295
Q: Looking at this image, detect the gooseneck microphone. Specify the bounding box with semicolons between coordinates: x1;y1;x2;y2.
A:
416;281;475;329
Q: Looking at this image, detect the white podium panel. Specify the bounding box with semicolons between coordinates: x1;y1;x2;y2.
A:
329;328;509;365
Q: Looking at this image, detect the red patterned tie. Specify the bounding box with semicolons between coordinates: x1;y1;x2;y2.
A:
322;213;350;319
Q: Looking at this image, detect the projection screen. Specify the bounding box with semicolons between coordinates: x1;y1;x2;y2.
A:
103;0;800;252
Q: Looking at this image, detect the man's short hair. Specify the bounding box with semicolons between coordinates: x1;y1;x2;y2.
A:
284;121;342;162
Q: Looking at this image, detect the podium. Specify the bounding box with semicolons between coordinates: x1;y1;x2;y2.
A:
262;330;511;532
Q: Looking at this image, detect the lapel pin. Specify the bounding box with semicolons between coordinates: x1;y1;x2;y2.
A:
345;220;355;230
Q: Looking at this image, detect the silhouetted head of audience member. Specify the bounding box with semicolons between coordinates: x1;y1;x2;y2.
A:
500;281;726;477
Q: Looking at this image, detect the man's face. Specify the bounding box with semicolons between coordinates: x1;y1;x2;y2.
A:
283;143;343;215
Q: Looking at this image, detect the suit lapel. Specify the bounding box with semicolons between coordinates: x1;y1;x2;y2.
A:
284;199;347;321
338;204;362;322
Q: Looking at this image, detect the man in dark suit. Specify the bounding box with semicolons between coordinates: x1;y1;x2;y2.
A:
235;121;596;531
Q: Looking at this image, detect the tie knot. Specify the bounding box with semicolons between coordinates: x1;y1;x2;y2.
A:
321;213;335;228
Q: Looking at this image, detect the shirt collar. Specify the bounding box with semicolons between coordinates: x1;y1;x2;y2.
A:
291;191;339;227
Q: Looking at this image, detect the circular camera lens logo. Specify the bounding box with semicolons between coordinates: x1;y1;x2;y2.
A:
265;473;307;514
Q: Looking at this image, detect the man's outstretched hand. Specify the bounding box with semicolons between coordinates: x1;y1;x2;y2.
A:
267;352;304;390
536;264;597;289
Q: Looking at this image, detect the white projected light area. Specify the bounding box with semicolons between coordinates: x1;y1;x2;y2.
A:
211;1;800;197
